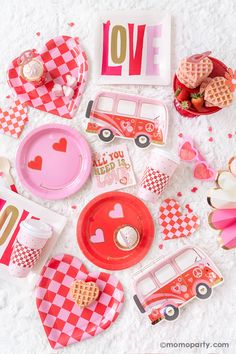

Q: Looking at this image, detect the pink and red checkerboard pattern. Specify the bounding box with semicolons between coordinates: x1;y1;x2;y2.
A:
159;198;200;240
11;240;41;268
0;99;28;138
140;167;169;196
36;254;124;349
7;36;88;119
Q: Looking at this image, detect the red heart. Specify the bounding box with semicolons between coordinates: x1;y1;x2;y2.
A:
53;138;67;152
28;155;42;170
194;162;215;180
179;142;197;161
36;254;124;349
7;36;88;119
159;198;200;240
0;100;28;138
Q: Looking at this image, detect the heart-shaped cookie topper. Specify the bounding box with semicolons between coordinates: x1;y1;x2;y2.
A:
70;280;99;308
159;198;200;240
7;36;88;119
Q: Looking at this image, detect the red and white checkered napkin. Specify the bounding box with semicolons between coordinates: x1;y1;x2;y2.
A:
36;254;124;349
7;36;88;119
140;167;169;196
0;99;28;138
159;198;200;240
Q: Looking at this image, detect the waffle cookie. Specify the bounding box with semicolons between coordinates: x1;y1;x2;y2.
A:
204;76;233;108
70;280;100;308
199;77;213;94
176;56;213;89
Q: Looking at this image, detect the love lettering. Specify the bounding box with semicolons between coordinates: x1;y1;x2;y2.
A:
102;21;162;76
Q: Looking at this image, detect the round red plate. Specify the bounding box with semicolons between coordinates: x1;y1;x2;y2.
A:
77;192;155;270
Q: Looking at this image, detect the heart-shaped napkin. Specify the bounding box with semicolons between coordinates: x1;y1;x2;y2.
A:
0;99;28;138
159;198;200;240
7;36;88;118
36;254;124;349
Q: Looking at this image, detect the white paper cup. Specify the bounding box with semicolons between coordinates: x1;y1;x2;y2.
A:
9;219;52;278
138;149;179;203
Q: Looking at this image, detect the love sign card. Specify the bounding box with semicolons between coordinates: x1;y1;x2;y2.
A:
95;11;171;85
91;144;136;193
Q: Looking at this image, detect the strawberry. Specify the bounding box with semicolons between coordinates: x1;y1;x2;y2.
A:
191;93;204;111
181;100;192;110
175;87;190;102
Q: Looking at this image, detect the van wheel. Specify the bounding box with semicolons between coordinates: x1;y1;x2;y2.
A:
164;305;179;321
85;100;93;118
135;135;150;148
98;129;114;142
196;283;212;299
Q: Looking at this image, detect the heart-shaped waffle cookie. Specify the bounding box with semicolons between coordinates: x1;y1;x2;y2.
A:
70;280;99;308
204;76;233;108
176;56;213;89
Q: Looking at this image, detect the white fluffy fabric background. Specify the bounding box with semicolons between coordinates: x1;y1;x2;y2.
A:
0;0;236;353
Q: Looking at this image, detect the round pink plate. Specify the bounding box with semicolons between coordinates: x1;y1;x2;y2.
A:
16;124;92;200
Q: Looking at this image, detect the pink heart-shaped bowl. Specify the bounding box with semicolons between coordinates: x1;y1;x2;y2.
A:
7;36;88;118
36;254;124;349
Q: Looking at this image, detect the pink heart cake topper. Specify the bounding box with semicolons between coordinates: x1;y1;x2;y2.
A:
7;36;88;119
36;254;124;349
159;198;200;240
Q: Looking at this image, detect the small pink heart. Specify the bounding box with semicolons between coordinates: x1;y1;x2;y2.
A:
90;228;104;243
171;284;181;294
109;203;124;219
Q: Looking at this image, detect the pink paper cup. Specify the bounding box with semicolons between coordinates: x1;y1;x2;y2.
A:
9;219;52;278
138;149;179;203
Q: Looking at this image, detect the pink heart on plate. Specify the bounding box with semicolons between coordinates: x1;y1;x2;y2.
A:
36;254;124;349
109;203;124;219
7;36;88;119
90;228;104;243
